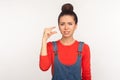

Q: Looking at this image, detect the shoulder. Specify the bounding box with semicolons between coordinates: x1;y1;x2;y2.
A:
47;40;59;50
47;41;52;46
47;40;59;46
77;41;90;52
46;41;53;51
82;42;91;55
83;42;90;50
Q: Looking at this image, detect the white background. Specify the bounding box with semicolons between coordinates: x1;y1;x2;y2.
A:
0;0;120;80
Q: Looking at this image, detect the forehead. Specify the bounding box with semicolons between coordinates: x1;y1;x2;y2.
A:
59;15;74;22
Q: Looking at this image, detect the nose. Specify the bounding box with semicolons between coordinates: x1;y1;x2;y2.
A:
64;24;68;30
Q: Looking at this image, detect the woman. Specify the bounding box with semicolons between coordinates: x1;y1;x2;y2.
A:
40;3;91;80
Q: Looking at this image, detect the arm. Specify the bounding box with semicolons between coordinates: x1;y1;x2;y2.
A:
39;27;57;71
39;42;52;71
82;43;91;80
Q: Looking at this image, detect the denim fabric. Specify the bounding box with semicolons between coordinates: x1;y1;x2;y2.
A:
52;41;84;80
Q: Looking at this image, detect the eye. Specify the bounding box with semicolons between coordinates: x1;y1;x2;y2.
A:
68;22;73;25
60;23;65;26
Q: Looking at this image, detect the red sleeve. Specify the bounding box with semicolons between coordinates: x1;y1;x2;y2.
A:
82;43;91;80
39;42;53;71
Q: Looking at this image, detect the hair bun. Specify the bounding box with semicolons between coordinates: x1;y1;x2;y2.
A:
62;3;73;12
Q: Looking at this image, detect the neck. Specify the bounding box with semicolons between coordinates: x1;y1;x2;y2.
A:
60;37;75;45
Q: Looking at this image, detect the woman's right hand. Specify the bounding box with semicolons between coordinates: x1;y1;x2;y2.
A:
42;27;57;41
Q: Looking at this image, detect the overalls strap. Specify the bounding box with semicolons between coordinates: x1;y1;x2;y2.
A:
52;41;58;55
78;42;84;54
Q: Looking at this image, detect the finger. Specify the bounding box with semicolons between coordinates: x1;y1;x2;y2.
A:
51;31;57;34
49;26;56;30
49;31;57;37
47;31;57;35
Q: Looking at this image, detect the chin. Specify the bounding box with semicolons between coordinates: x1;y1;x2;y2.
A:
62;35;72;38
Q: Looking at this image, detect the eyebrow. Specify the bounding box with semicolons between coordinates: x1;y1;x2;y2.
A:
60;22;73;23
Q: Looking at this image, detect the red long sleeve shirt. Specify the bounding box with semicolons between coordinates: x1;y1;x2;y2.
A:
40;40;91;80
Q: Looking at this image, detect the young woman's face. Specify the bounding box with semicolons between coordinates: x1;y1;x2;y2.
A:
58;15;77;38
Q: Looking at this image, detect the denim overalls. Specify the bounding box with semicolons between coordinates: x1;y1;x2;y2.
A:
52;41;84;80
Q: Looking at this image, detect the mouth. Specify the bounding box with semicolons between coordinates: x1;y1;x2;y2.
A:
63;31;70;35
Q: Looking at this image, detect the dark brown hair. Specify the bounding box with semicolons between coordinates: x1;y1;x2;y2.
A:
58;3;78;24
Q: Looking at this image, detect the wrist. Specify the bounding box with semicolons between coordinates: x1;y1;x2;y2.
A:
42;38;47;42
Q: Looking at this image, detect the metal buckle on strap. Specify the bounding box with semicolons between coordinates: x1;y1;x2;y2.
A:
54;51;58;56
78;51;82;56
